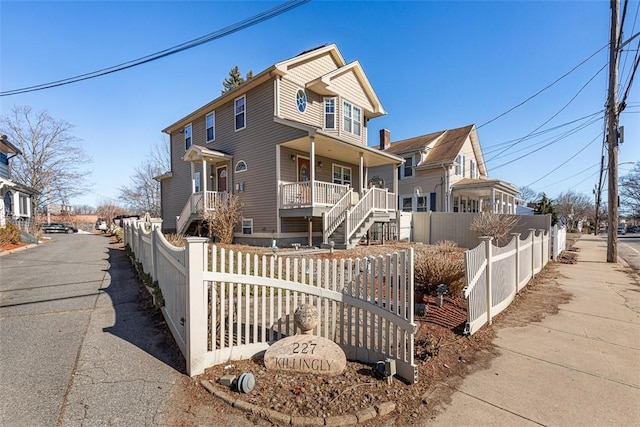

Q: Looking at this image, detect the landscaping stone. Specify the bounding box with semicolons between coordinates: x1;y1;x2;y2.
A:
355;406;377;423
375;401;396;416
264;334;346;376
325;414;358;426
218;374;236;387
260;408;291;425
233;399;257;413
291;415;325;426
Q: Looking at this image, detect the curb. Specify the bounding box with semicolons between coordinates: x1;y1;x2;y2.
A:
0;243;38;257
200;379;396;426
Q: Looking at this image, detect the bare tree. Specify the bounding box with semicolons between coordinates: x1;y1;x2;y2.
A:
95;200;127;228
554;190;592;229
620;163;640;218
517;185;538;205
118;137;169;217
73;204;96;214
470;211;519;246
0;105;91;213
200;193;243;244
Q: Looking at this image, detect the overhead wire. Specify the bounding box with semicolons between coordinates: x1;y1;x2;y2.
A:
525;133;602;187
0;0;310;96
476;43;608;130
483;63;608;165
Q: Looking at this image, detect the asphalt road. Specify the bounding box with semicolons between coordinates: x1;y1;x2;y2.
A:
0;234;184;426
617;233;640;270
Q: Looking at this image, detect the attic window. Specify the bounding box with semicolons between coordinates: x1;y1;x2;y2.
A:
235;160;247;173
296;89;307;113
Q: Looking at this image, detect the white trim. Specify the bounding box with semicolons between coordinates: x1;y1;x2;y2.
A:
331;163;352;186
206;111;215;142
234;160;247;173
216;165;228;192
234;95;246;131
342;100;362;137
275;145;281;235
241;218;253;235
274;77;281;117
323;97;336;130
184;123;192;151
295;88;307;114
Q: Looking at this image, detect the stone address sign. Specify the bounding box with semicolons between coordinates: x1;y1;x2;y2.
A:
263;305;346;376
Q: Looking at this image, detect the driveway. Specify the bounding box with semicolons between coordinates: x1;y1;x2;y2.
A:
0;234;184;426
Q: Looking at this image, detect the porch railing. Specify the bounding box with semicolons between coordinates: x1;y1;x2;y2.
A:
176;191;227;234
280;181;349;208
345;188;393;243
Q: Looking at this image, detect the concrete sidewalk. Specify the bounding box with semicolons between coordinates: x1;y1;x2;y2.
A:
429;237;640;426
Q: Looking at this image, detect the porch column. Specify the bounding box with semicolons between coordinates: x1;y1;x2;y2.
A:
500;192;505;214
393;164;398;205
309;136;315;205
359;152;364;192
490;188;495;213
201;159;207;193
190;162;195;193
275;145;281;234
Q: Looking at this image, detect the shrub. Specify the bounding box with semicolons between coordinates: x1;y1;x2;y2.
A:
414;245;465;296
0;223;22;245
200;193;243;244
164;233;185;247
470;211;519;246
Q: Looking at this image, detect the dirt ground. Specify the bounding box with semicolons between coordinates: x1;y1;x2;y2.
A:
149;239;575;427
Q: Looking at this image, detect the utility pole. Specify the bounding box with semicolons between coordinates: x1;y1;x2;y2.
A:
606;0;620;263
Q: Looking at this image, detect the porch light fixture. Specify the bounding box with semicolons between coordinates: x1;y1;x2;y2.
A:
290;154;296;162
317;161;323;168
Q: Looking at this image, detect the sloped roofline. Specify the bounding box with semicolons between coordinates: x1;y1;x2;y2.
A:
306;61;386;116
163;44;348;134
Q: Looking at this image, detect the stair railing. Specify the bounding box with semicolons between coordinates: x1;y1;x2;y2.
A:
322;188;353;244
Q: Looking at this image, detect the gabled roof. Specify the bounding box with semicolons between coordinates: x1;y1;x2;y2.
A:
163;44;385;133
382;124;488;176
305;60;386;116
0;134;21;156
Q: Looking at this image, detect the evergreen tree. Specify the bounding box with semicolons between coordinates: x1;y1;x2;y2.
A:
534;193;558;225
221;66;254;94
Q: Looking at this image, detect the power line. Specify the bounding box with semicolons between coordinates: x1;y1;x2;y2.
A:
0;0;310;96
488;116;602;169
484;63;607;165
536;162;601;190
482;110;604;151
476;43;608;130
525;133;602;187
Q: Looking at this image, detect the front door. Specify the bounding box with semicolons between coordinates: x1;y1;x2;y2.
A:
217;166;227;192
297;157;310;182
297;157;310;204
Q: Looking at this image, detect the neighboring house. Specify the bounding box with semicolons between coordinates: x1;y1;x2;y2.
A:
158;44;403;248
372;124;519;214
0;134;35;229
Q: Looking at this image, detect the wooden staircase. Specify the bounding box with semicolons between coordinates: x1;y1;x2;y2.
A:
322;188;395;249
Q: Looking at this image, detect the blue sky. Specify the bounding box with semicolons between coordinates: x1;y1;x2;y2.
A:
1;0;639;208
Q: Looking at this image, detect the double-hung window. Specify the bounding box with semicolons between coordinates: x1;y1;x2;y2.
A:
324;98;336;129
402;156;413;178
184;124;192;150
206;112;215;142
342;101;362;136
455;154;465;176
470;160;476;179
332;164;352;186
235;95;246;131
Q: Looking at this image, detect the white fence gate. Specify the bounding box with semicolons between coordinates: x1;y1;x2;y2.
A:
124;220;418;384
464;229;550;335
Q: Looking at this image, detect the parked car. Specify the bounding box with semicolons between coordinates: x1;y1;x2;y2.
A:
95;219;108;233
42;223;76;234
628;225;638;233
617;224;626;235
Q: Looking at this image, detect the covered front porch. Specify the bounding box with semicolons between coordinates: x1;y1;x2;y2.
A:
451;178;519;214
276;123;402;248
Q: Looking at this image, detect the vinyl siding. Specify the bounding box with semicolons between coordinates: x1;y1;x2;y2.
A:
279;78;324;128
279;147;363;190
285;53;340;86
331;72;374;114
450;137;479;185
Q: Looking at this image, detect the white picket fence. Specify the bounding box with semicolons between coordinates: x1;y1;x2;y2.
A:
551;224;567;260
464;229;550;335
123;219;418;384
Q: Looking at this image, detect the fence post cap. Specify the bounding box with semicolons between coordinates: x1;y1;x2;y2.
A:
479;236;493;242
510;232;521;236
183;236;209;244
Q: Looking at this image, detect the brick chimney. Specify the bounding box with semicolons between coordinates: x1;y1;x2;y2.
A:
379;129;390;150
